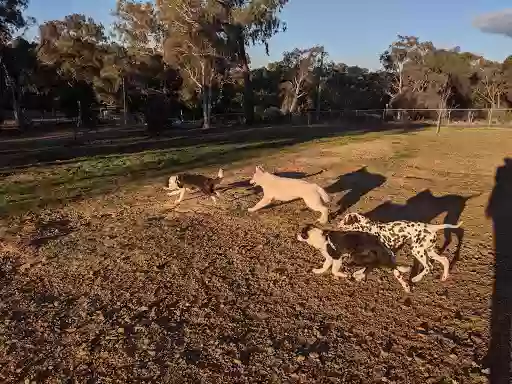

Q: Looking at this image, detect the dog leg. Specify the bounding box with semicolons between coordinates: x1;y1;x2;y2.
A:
304;197;329;224
353;267;368;281
313;256;333;274
248;196;272;213
175;188;186;204
210;195;218;204
167;189;181;197
396;265;412;273
427;249;450;281
317;207;329;224
393;269;411;293
410;248;431;283
331;258;348;278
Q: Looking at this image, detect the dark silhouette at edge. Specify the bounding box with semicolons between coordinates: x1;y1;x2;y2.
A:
486;158;512;384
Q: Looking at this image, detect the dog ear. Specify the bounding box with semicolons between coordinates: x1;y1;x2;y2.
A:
344;213;359;225
299;225;311;239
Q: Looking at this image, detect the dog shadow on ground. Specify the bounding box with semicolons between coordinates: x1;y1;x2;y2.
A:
364;189;480;271
485;158;512;384
325;167;386;219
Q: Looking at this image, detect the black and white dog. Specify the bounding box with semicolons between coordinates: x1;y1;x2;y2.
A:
165;168;224;205
297;224;411;292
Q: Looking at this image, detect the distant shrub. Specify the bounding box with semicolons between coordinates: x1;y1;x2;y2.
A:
263;106;285;124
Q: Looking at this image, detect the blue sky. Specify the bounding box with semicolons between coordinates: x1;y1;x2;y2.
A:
26;0;512;70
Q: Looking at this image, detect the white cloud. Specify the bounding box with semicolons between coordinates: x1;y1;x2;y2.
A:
474;9;512;38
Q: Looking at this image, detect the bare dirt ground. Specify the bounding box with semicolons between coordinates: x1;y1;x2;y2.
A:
0;127;509;383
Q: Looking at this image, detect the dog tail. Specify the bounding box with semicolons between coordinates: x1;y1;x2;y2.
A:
316;185;330;203
431;221;463;231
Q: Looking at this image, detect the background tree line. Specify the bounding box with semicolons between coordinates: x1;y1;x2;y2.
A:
1;0;512;132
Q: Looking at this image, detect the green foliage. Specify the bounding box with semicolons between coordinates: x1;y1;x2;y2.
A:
0;0;32;45
3;3;512;130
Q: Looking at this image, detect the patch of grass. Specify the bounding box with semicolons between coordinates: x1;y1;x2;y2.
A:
389;147;418;161
290;128;409;149
0;138;303;216
0;127;418;217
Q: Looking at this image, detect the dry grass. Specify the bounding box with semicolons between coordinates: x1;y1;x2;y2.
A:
0;126;509;383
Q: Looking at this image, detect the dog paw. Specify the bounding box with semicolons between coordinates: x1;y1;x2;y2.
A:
403;284;411;293
440;274;449;282
333;272;348;279
247;208;256;213
312;269;325;274
411;274;424;283
353;272;365;282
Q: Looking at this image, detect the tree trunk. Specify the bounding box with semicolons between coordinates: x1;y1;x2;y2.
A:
11;91;22;128
289;93;300;114
436;108;442;134
235;28;254;125
1;59;24;130
315;51;325;122
315;83;322;123
280;95;290;115
207;84;212;126
122;76;127;127
488;107;493;128
75;100;82;141
202;86;210;129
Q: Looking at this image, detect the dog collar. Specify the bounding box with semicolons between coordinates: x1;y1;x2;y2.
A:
327;236;336;250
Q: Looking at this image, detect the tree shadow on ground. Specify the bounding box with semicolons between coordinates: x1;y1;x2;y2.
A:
364;189;480;270
0;122;428;171
485;158;512;384
0;122;427;217
325;167;386;219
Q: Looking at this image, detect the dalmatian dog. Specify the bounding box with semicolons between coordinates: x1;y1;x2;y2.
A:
338;213;463;283
297;224;412;292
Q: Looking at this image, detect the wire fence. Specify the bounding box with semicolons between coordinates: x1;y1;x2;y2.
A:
347;108;512;127
2;108;512;135
203;108;512;128
147;108;512;128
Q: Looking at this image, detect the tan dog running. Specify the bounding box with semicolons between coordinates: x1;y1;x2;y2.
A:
248;166;330;223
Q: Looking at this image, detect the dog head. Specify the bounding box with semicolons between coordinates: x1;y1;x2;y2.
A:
167;175;182;190
296;224;329;251
338;212;370;230
249;165;266;186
